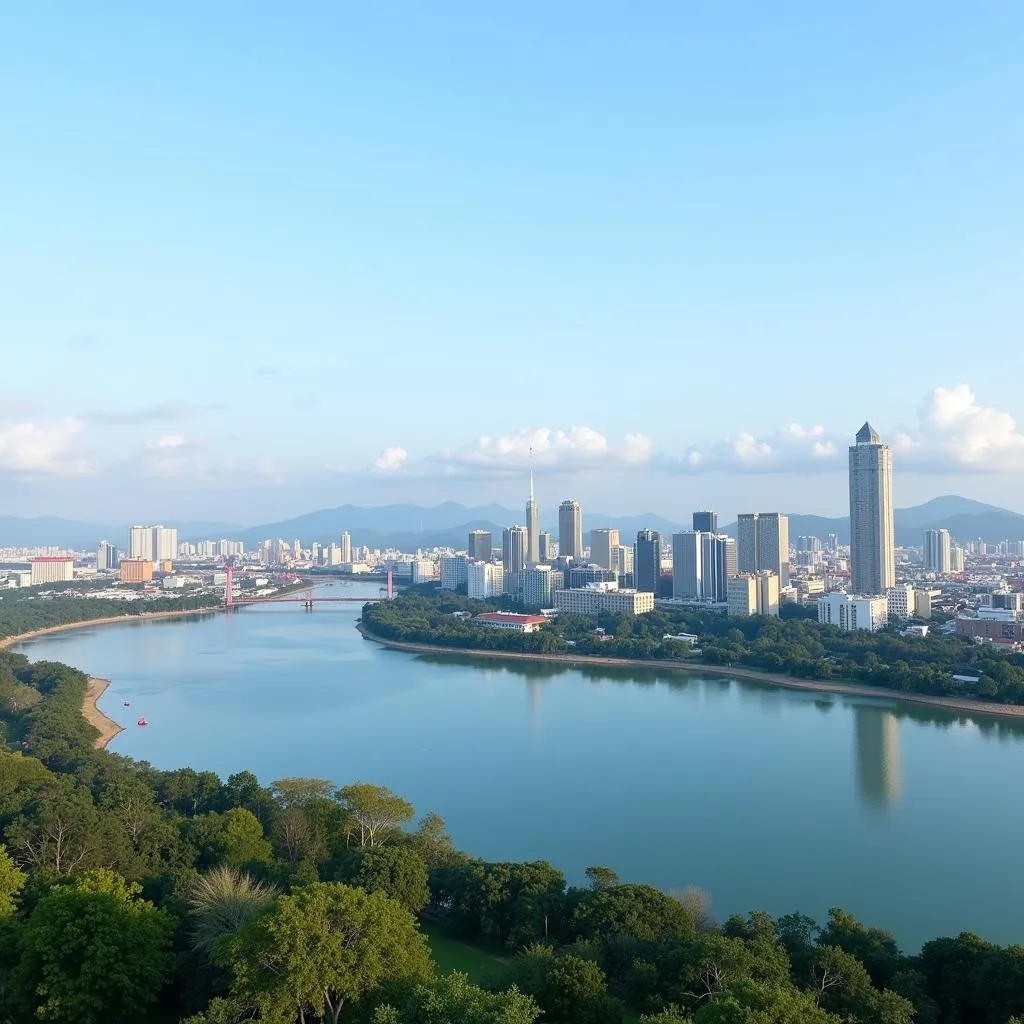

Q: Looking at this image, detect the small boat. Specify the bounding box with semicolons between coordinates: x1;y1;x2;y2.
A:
137;717;148;727
123;700;131;707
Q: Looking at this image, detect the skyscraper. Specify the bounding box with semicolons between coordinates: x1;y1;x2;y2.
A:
590;528;620;569
558;500;583;560
849;422;895;595
525;473;540;564
692;511;718;533
923;528;951;573
129;524;177;563
129;525;154;560
97;540;119;571
701;533;736;602
538;532;554;562
671;532;703;600
340;531;352;563
467;530;493;561
736;512;789;586
502;525;529;579
633;529;661;593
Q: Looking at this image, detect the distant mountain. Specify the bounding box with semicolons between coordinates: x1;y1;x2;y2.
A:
0;517;241;550
723;498;1024;547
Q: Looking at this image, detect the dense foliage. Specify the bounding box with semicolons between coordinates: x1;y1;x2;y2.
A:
363;591;1024;703
0;645;1022;1023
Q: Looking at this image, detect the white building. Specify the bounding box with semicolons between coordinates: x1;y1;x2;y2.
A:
520;565;564;607
817;592;889;632
410;560;437;584
553;587;655;616
467;561;504;599
30;556;75;586
130;524;177;563
923;528;951;573
885;584;915;620
475;612;548;633
848;423;895;595
727;572;780;617
439;555;469;591
340;532;352;564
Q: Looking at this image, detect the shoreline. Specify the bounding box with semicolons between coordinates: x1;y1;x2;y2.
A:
84;678;124;750
0;606;222;651
357;624;1024;722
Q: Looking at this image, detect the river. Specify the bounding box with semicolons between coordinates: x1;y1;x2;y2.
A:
13;581;1024;950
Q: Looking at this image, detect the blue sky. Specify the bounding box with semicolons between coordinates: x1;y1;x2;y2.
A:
2;2;1023;524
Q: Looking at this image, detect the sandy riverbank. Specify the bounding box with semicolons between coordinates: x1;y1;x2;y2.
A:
0;606;222;651
358;624;1024;722
83;678;124;750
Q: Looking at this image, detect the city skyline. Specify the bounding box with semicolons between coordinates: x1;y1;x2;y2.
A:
2;5;1023;521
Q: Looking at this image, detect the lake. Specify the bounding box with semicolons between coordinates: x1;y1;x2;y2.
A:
14;581;1024;950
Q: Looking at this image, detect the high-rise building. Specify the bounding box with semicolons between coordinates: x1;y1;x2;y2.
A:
849;423;895;595
97;541;119;571
736;513;789;585
520;565;564;607
818;592;889;632
502;525;529;590
950;546;965;573
440;555;469;591
589;528;620;570
567;563;617;588
701;534;736;602
130;525;154;560
923;529;951;573
29;556;75;586
633;529;661;593
692;511;718;534
671;532;703;600
129;524;177;563
467;530;493;562
340;531;352;563
558;500;583;560
538;532;554;561
526;474;540;564
467;560;504;598
727;572;780;617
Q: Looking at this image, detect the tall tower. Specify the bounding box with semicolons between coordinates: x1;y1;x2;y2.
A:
736;512;789;586
590;528;620;569
633;529;661;593
467;530;492;561
849;422;895;595
923;528;951;573
526;472;540;564
558;500;583;560
692;511;718;533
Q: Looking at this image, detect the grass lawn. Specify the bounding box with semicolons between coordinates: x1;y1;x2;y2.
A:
421;920;513;989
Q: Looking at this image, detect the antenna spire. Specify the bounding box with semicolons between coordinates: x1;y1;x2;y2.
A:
529;446;534;501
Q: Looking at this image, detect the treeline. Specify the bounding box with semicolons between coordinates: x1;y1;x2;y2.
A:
0;648;1023;1022
0;591;222;642
363;592;1024;704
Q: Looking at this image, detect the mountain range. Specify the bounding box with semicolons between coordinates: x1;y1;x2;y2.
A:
0;495;1021;553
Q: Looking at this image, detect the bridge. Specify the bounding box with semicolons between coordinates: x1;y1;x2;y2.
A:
223;566;393;609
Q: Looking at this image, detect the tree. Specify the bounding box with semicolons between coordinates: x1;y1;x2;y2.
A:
522;953;623;1024
227;882;432;1024
186;865;279;955
14;869;174;1024
693;979;841;1023
819;908;902;988
585;865;620;891
371;971;540;1023
271;777;335;809
0;843;26;917
638;1011;692;1024
408;811;456;868
348;845;431;913
220;807;274;867
337;783;415;847
572;884;698;943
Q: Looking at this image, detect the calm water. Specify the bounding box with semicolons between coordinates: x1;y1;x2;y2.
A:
14;582;1024;949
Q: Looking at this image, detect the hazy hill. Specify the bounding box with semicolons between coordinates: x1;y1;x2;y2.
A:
0;516;241;550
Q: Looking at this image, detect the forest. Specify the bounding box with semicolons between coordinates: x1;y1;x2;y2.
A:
0;644;1021;1023
362;591;1024;704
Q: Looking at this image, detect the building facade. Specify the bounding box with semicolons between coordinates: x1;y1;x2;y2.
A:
475;612;548;633
119;558;154;583
590;528;620;570
727;572;780;617
557;500;583;560
129;525;178;564
340;532;352;564
538;532;554;562
502;526;529;593
692;511;718;533
849;423;895;595
885;584;915;620
29;556;74;586
467;530;493;562
817;592;889;632
671;531;702;600
519;565;564;607
633;529;661;593
96;541;119;571
736;512;790;585
439;555;469;591
525;476;540;565
467;560;504;599
923;529;951;573
553;587;655;616
566;563;616;588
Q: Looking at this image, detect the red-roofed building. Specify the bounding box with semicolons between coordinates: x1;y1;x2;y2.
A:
475;612;548;633
29;556;75;586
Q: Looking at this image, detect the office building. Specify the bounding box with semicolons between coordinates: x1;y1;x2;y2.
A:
129;524;177;564
119;558;154;583
673;532;737;603
923;529;951;573
558;500;583;560
526;474;540;564
886;584;915;620
467;530;492;562
553;587;655;616
439;555;469;591
692;511;718;533
671;532;703;600
340;532;352;564
611;544;633;579
520;565;564;607
950;546;965;573
736;512;790;586
411;560;436;585
29;556;74;586
817;592;889;632
633;529;661;593
727;572;780;617
914;589;936;619
467;560;504;599
538;532;554;562
590;528;620;570
567;563;616;588
797;535;822;553
849;423;895;595
502;525;529;591
96;541;119;571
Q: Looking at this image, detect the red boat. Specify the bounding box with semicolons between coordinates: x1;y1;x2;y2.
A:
137;717;148;727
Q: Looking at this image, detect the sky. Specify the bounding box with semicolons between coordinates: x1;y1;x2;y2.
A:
2;2;1023;526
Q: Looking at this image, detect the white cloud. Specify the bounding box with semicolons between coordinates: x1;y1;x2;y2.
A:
372;446;409;473
913;384;1024;470
661;422;841;475
0;418;90;475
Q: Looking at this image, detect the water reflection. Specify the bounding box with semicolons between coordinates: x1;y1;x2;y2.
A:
853;705;902;809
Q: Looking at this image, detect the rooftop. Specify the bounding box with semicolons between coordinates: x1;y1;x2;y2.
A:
475;612;548;625
856;421;881;444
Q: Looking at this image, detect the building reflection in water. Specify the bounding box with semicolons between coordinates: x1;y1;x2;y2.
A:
853;705;902;809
